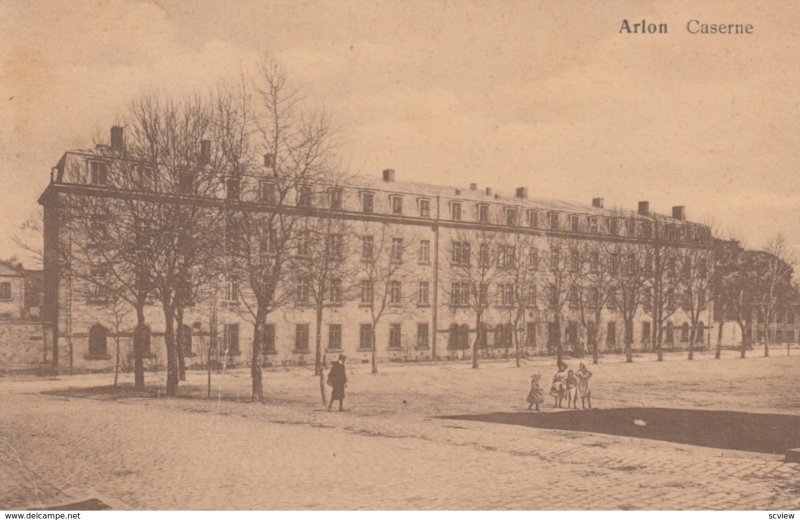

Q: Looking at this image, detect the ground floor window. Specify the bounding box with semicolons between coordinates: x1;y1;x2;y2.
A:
328;324;342;351
526;322;537;347
261;324;276;354
359;324;373;351
448;323;469;349
389;323;402;350
88;324;108;357
134;324;151;355
696;322;705;344
416;323;429;349
607;322;616;348
294;324;309;353
179;324;192;355
223;324;240;355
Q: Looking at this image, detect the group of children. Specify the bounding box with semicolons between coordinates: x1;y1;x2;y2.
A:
526;362;592;411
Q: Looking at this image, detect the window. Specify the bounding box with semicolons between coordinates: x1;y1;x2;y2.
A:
570;249;580;272
548;285;558;307
506;208;518;226
499;283;514;306
588;287;599;308
448;323;469;350
478;284;489;307
224;277;239;304
89;213;109;237
330;278;342;304
359;324;373;351
261;324;276;354
178;324;193;355
361;192;374;213
642;321;651;343
589;251;599;273
526;322;537;346
626;219;635;236
495;324;513;347
88;324;108;357
360;280;373;305
642;222;652;239
88;268;109;303
776;329;784;342
134;324;151;355
499;246;515;269
610;252;620;275
295;324;309;352
479;243;490;268
90;162;108;185
390;280;402;305
681;323;690;342
257;228;276;259
568;287;579;309
296;278;310;305
450;202;462;221
452;241;471;266
259;180;277;204
570;215;580;232
224;323;240;355
389;323;402;350
417;281;429;306
297;230;311;257
362;235;373;262
451;282;469;306
418;198;430;217
0;282;10;301
788;329;796;343
417;323;429;349
328;324;342;351
297;185;312;208
328;234;344;260
607;287;617;310
606;322;616;348
589;218;599;234
528;248;539;270
527;210;539;229
478;204;489;223
390;195;403;215
549;212;559;229
609;218;619;236
419;240;430;263
391;238;403;263
696;322;705;344
550;247;560;269
665;322;674;344
329;188;343;210
226;177;240;200
526;285;537;307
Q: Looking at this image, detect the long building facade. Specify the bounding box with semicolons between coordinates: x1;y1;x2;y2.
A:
39;128;728;373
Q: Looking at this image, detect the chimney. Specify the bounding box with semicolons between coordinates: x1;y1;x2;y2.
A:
110;126;124;152
638;201;649;215
672;205;686;220
485;187;492;196
199;140;211;165
382;169;395;182
592;197;604;208
469;183;477;191
263;153;274;168
515;187;528;199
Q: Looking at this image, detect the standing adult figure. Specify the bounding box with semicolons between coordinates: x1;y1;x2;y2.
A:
327;354;348;411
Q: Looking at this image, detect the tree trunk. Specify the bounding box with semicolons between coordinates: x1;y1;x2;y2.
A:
739;322;747;358
554;313;563;367
472;312;481;369
371;327;378;374
176;310;186;381
314;305;323;377
134;307;145;390
164;308;179;396
591;321;599;365
624;318;633;363
687;325;695;361
514;320;521;368
113;334;120;387
251;307;265;402
715;319;724;359
319;353;327;406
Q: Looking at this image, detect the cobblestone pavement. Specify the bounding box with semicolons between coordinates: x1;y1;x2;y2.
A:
1;351;799;510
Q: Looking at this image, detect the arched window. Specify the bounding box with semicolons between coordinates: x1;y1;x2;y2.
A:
89;325;108;357
179;324;193;355
665;322;674;345
681;323;690;342
696;322;705;344
134;324;151;355
459;324;470;349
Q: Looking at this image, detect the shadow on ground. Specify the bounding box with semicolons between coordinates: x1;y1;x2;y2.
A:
440;408;800;454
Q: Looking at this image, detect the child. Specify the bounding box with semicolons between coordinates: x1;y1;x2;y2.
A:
576;363;593;409
565;369;578;408
550;362;568;408
526;374;544;411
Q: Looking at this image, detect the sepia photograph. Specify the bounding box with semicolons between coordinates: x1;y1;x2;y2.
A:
0;0;799;514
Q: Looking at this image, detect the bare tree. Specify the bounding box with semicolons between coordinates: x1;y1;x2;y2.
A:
357;222;415;374
570;239;615;365
754;234;795;357
680;243;714;360
501;233;539;367
610;241;649;363
642;221;682;362
544;235;573;366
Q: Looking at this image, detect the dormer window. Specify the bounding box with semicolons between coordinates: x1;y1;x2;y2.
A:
548;212;559;229
589;217;599;234
390;195;403;215
329;188;343;210
505;208;518;226
478;204;489;223
527;210;538;229
570;215;580;232
418;198;430;217
609;218;619;236
361;192;374;213
90;161;108;185
450;202;462;221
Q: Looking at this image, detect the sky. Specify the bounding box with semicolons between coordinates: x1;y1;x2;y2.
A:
1;0;798;266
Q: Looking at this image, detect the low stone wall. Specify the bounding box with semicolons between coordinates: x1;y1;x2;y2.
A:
0;321;47;374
